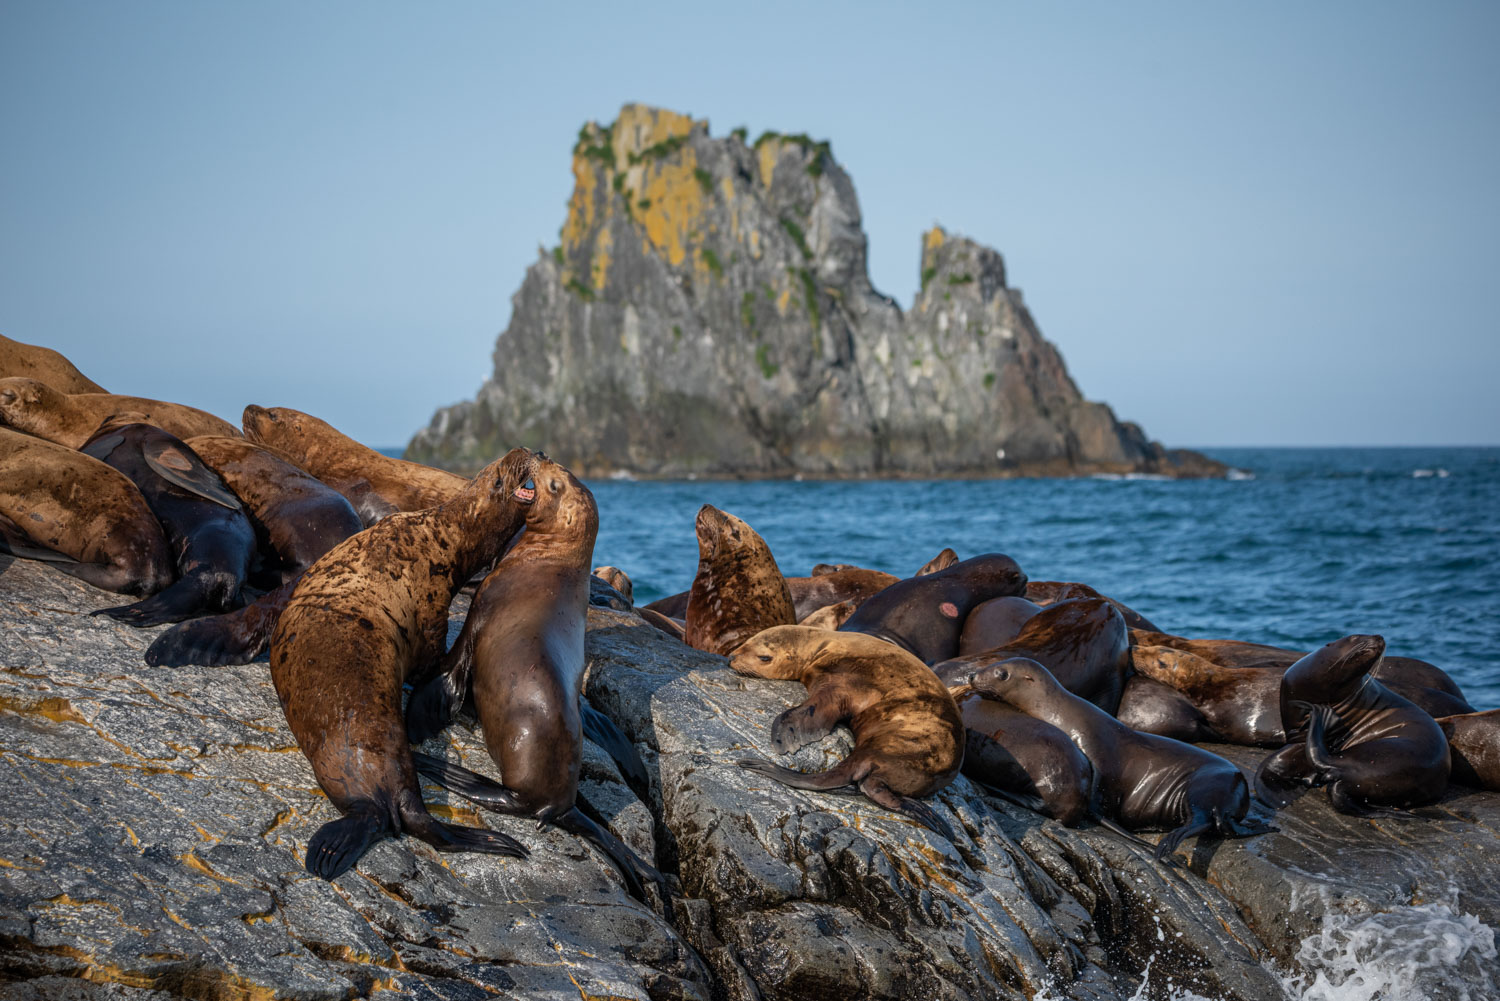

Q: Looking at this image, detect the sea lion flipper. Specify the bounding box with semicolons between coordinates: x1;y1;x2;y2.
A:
1094;815;1157;850
0;512;81;564
1154;816;1213;862
142;440;243;510
580;702;648;788
896;794;957;843
407;633;477;745
1253;742;1310;809
770;693;842;754
306;807;388;879
736;756;857;791
554;805;674;916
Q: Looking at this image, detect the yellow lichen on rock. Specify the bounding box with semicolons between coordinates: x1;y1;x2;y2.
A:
562;146;601;252
639;152;705;270
592;224;613;292
758;139;780;188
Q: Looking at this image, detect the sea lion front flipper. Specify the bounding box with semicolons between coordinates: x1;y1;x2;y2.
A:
407;625;478;744
341;478;399;527
1324;781;1422;819
1253;742;1311;809
770;689;846;754
305;806;389;879
142;440;243;510
580;701;648;788
0;512;80;563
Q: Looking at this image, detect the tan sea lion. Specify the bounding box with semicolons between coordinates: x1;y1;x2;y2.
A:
729;625;963;839
1437;710;1500;792
682;505;795;656
269;447;537;878
915;547;959;576
801;599;857;630
0;427;172;595
0;378;239;448
0;334;106;394
786;567;899;621
242;405;466;524
593;565;633;604
404;458;666;905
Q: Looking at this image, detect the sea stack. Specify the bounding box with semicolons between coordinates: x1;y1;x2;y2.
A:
408;104;1224;480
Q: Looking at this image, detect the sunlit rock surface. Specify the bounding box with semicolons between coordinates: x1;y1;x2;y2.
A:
4;557;1497;1000
406;105;1224;481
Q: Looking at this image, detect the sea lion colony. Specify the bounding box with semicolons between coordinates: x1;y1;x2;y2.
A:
1;336;1495;905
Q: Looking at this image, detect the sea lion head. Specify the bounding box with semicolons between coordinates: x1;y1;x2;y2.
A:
950;553;1029;596
695;504;757;561
0;377;60;432
959;657;1055;709
525;455;598;538
467;446;538;506
1283;634;1386;713
593;566;633;603
728;624;831;679
241;405;325;450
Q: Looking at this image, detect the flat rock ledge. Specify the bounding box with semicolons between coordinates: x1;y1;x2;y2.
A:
2;556;1496;1001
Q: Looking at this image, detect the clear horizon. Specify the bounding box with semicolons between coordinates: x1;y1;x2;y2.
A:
4;2;1497;450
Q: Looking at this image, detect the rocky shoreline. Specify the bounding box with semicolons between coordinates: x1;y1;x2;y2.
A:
3;557;1496;1000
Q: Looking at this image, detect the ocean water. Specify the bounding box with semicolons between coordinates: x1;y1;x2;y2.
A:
578;446;1500;712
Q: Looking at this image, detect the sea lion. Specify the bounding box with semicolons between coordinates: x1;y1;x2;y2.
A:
786;567;899;621
961;657;1271;859
1114;674;1220;744
403;458;666;904
958;596;1043;654
593;566;633;604
801;599;857;630
939;598;1130;713
81;421;258;626
185;435;363;582
0;427;172;595
838;553;1028;664
0;378;238;448
730;626;963;839
242;405;466;524
955;695;1092;825
682;505;796;656
915;547;958;576
1028;581;1160;633
637;607;686;641
269;447;536;879
0;334;106;394
1437;710;1500;792
145;576;296;667
1254;635;1451;814
1126;646;1285;746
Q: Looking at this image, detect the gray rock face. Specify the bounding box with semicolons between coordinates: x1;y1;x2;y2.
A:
4;557;1497;1000
406;105;1225;480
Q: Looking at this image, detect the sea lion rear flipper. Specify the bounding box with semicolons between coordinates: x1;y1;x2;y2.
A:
393;784;529;860
1095;815;1158;850
410;751;526;810
736;756;857;791
1154;815;1213;863
855;773;957;842
305;807;389;880
580;702;648;788
144;583;290;666
142;440;243;510
977;783;1050;816
554;805;673;917
0;519;80;564
1253;742;1310;809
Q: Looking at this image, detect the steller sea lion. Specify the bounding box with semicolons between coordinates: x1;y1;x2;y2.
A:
1436;710;1500;792
242;405;466;524
729;625;963;840
838;553;1028;665
403;458;667;906
81;421;258;626
915;547;959;576
1114;674;1221;744
1254;635;1451;814
682;505;796;656
800;598;857;630
0;427;172;595
269;447;537;879
1028;581;1160;633
958;596;1043;653
592;566;633;604
1125;646;1285;746
0;334;106;394
0;378;238;447
786;567;899;621
961;657;1272;860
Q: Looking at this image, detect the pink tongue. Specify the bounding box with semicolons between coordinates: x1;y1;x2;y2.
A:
515;487;535;501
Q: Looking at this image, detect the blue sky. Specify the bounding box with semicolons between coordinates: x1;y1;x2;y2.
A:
3;2;1496;448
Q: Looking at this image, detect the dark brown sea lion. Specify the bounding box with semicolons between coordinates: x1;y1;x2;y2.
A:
404;458;666;904
242;405;466;524
682;505;795;656
936;598;1129;713
1437;710;1500;791
0;427;172;594
643;590;689;618
593;565;633;604
916;547;959;576
80;421;258;626
185;435;363;582
961;657;1271;860
1028;581;1160;633
1114;675;1220;744
958;596;1043;654
1126;646;1285;746
786;567;899;621
729;626;963;840
0;378;239;448
0;334;106;394
269;447;537;878
838;553;1028;664
955;694;1092;825
144;577;295;666
1254;635;1451;814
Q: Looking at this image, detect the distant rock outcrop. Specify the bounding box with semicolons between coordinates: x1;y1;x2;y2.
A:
407;105;1224;479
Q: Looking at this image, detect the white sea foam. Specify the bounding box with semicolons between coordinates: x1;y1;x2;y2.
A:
1226;467;1256;480
1412;468;1451;478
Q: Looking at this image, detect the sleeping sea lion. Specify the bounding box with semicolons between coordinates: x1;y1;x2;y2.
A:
682;505;795;656
404;458;666;905
269;447;537;878
0;427;172;595
1254;635;1451;814
81;421;258;626
1436;710;1500;792
800;599;857;630
962;657;1271;860
729;625;963;840
0;334;106;394
915;547;959;576
1028;581;1160;633
592;566;633;604
958;596;1043;653
0;378;238;448
242;405;466;524
838;553;1028;664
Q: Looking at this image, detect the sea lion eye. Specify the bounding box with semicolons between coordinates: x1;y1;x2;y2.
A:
757;654;772;663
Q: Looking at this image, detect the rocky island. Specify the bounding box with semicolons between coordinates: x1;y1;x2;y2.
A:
406;105;1225;480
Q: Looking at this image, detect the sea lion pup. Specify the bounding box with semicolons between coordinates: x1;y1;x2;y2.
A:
403;459;666;904
682;505;796;656
80;421;258;626
242;405;466;525
1437;710;1500;792
838;553;1028;665
728;626;963;840
185;435;363;582
915;547;958;576
0;427;172;594
1027;581;1160;633
593;566;633;604
0;334;106;394
0;378;238;448
270;447;536;879
939;598;1130;713
1254;634;1451;814
962;658;1271;860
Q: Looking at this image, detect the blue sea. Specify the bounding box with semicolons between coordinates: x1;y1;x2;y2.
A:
390;447;1500;711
